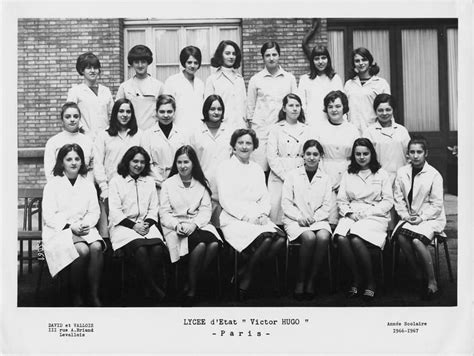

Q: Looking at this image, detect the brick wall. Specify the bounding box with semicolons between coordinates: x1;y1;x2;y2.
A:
17;18;123;189
241;18;328;85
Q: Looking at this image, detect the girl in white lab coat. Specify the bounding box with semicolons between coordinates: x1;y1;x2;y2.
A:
205;40;247;129
334;138;393;301
392;137;446;300
188;94;233;226
141;94;188;188
44;102;94;182
108;146;166;302
281;139;332;300
94;98;142;237
160;145;222;306
42;144;104;307
217;128;286;301
267;93;309;225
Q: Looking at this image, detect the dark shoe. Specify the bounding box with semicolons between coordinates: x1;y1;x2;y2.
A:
362;289;375;302
293;291;305;301
346;286;358;298
421;288;439;301
238;288;249;302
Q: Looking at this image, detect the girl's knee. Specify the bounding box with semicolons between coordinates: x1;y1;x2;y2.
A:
300;231;317;244
316;229;331;242
75;243;90;258
89;241;103;254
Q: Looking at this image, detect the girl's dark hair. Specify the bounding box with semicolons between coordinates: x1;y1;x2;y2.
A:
303;139;325;157
277;93;305;123
210;40;242;69
308;46;335;79
350;47;380;78
260;41;280;57
230;128;259;150
156;94;176;112
179;46;202;68
169;145;212;197
373;93;396;112
202;95;225;122
348;138;381;174
117;146;151;178
127;45;153;66
408;136;428;153
52;143;88;177
323;90;349;115
107;98;138;137
76;52;101;75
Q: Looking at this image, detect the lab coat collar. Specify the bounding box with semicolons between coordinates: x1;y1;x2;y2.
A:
262;66;285;78
215;67;242;82
125;175;147;183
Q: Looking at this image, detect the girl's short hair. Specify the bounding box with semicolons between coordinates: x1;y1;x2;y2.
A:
408;136;428;153
302;139;325;157
52;143;88;177
277;93;305;123
169;145;212;197
350;47;380;77
323;90;349;115
179;46;202;68
348;138;381;174
202;95;225;122
107;98;138;137
373;93;396;112
260;41;281;57
127;45;153;66
76;52;101;75
156;94;176;112
230;128;259;150
309;46;335;79
117;146;151;178
60;102;81;120
210;40;242;69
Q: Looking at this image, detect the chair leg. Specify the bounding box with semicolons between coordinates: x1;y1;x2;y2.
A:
434;236;440;284
35;259;46;305
216;247;222;298
274;256;280;295
233;250;239;298
327;243;333;293
442;239;454;282
19;241;24;277
284;240;289;294
379;249;385;290
391;239;400;287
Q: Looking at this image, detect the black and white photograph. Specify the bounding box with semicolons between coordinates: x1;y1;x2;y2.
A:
2;0;472;354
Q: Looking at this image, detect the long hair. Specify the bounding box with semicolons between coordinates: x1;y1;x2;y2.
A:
202;94;225;122
116;146;151;178
210;40;242;69
52;143;88;177
277;93;305;123
308;46;335;79
107;98;138;136
349;47;380;78
169;145;212;197
348;138;381;174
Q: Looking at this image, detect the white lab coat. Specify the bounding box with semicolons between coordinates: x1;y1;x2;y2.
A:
334;168;394;248
362;121;410;182
281;166;332;241
42;175;102;277
392;163;446;241
266;120;310;224
140;123;188;187
163;72;204;133
297;73;343;128
44;131;94;183
216;156;279;252
159;175;221;263
108;174;163;251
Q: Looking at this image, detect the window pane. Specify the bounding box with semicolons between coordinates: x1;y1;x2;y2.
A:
155;65;179;83
402;29;439;131
328;30;345;82
186;27;211;63
353;30;390;85
447;28;458;131
154;29;180;65
218;27;240;44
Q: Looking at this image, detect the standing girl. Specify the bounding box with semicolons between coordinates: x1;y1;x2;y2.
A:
297;46;343;128
344;47;390;133
392;137;446;299
163;46;204;131
188;95;233;226
117;45;164;130
67;52;114;140
281;139;332;300
205;40;247;129
334;138;393;300
160;145;222;306
42;144;104;306
140;94;188;188
44;102;94;182
266;93;309;225
246;41;297;172
108;146;166;302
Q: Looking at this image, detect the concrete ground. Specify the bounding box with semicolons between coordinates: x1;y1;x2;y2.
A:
17;195;458;308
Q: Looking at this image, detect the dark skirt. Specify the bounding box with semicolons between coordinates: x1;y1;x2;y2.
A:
187;229;221;252
121;238;165;258
397;227;431;246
